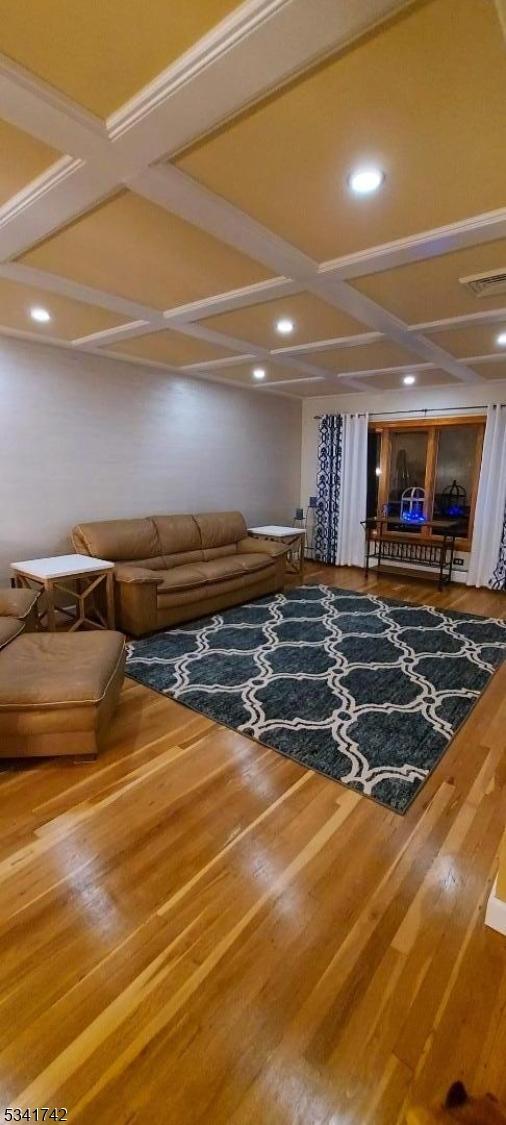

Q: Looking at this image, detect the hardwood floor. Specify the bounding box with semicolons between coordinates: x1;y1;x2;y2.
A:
1;565;506;1124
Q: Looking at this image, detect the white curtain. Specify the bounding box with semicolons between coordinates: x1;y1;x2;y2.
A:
467;404;506;588
336;412;369;566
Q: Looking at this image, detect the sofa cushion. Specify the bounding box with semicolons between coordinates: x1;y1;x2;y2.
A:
199;553;272;584
195;512;247;552
0;632;125;709
152;515;203;566
73;518;162;564
157;564;208;593
0;618;24;651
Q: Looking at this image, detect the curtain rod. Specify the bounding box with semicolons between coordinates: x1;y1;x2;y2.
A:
313;404;504;420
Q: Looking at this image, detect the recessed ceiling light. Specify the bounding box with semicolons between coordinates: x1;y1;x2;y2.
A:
403;374;416;386
252;366;266;380
348;166;385;196
496;331;506;347
30;306;51;323
276;318;294;335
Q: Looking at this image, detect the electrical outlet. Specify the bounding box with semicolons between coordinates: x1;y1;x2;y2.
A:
453;557;464;566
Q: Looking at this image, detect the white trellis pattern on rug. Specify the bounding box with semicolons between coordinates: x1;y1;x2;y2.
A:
126;585;506;813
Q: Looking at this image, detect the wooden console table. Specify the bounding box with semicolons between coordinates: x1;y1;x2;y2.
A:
361;518;460;590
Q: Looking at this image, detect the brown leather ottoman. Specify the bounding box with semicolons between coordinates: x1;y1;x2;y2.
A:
0;631;125;758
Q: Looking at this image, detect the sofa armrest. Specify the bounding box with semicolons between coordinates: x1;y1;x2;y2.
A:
237;536;291;559
0;588;40;619
114;566;163;585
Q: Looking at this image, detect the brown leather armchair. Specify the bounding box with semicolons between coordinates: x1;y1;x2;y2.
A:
72;511;289;636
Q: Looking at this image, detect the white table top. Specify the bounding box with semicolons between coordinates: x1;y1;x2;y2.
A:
248;525;306;538
11;554;114;580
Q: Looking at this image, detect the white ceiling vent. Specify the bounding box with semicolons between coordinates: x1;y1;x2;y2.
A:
459;269;506;298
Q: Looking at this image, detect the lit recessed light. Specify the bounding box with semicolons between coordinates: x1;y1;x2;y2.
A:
375;466;381;477
496;331;506;347
252;367;266;380
276;317;294;335
348;166;385;196
403;374;416;386
30;306;51;323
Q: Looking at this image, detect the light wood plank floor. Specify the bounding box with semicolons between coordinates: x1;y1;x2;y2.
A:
1;565;506;1124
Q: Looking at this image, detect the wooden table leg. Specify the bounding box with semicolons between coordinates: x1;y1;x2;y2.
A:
45;578;57;632
105;571;115;628
299;535;305;581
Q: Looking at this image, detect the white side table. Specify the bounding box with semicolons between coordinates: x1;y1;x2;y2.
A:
248;525;306;579
11;554;115;632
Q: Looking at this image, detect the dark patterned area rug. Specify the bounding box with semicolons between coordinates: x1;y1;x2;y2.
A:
126;585;506;813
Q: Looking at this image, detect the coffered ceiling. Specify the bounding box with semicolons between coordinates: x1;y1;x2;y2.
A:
0;0;505;400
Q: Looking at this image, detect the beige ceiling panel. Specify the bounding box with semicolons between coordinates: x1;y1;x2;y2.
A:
199;292;367;347
0;0;239;117
0;277;127;339
197;360;310;385
425;323;506;359
303;340;420;374
274;378;350;398
176;0;506;260
0;120;59;207
356;367;452;392
470;360;506;382
352;239;506;324
107;329;239;367
19;191;272;309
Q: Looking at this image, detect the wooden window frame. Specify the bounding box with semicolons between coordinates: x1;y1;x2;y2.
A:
370;415;485;551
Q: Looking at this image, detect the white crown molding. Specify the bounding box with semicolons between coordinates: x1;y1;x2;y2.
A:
109;0;411;170
181;354;255;370
162;277;298;323
252;375;325;387
71;320;152;348
319;207;506;281
272;331;383;355
0;156;82;227
0;53;109;159
412;309;506;333
336;362;433;380
107;0;289;139
0;164;119;260
464;352;506;365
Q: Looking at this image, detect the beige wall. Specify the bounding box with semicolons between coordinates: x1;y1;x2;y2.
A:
0;336;301;580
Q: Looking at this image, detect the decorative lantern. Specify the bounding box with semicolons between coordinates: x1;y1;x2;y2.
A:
440;479;466;518
400;486;426;524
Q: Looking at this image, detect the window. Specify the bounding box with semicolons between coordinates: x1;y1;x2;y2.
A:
368;417;485;547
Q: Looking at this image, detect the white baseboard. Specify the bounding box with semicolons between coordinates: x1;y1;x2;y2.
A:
485;877;506;935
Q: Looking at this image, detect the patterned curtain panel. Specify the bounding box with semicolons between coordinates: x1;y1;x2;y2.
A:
490;499;506;590
314;414;343;565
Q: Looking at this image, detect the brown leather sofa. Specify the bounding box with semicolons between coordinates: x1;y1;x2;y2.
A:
72;511;289;636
